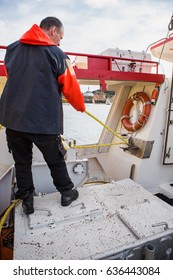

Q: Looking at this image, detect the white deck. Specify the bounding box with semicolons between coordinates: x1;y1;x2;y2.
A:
13;179;173;260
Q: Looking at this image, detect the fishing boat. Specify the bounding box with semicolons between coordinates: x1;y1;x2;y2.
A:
1;17;173;260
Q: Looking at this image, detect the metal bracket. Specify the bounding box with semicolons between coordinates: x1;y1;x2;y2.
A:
121;137;154;159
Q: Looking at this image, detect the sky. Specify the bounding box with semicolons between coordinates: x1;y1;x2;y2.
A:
0;0;173;80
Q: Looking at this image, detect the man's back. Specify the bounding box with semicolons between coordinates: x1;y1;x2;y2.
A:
0;40;64;134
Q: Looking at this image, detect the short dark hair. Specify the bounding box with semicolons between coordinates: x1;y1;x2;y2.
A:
40;17;63;30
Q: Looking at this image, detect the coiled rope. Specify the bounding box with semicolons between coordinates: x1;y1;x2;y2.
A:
168;14;173;31
158;14;173;63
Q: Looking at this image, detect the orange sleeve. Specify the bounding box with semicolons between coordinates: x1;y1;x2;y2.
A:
58;64;86;112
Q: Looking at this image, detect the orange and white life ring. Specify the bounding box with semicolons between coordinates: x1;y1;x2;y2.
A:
121;92;151;131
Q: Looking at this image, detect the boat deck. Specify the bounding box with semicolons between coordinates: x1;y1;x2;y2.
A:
14;179;173;260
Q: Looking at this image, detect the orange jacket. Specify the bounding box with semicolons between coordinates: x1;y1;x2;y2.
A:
20;24;85;112
0;25;85;134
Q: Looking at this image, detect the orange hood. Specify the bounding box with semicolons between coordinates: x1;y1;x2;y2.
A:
20;24;56;46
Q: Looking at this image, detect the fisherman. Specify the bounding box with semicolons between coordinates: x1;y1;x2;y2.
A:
0;16;86;215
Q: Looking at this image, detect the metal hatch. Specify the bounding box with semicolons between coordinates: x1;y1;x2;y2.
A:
13;179;173;260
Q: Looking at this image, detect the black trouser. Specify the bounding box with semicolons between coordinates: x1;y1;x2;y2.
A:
6;128;74;199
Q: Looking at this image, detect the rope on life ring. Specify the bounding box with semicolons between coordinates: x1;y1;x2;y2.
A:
121;92;151;131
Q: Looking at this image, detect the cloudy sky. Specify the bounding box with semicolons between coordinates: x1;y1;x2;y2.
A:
0;0;173;77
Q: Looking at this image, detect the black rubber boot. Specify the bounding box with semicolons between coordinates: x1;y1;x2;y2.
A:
22;193;34;215
61;189;79;207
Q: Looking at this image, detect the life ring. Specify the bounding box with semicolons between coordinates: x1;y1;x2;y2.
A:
121;92;151;131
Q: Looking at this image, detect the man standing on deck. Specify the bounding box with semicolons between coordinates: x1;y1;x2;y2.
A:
0;17;86;215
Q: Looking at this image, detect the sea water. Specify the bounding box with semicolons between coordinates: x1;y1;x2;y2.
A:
63;103;110;145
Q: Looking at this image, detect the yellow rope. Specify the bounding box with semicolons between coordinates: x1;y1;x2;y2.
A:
71;141;125;149
63;97;129;146
85;110;128;145
0;200;21;235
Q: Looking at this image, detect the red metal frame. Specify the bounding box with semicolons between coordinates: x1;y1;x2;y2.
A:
0;45;6;50
66;52;165;90
0;46;165;88
0;45;7;76
0;61;6;76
